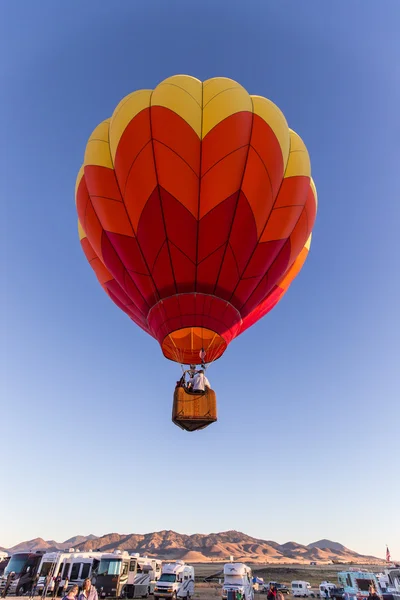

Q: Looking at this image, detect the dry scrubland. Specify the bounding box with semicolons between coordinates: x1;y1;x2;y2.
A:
194;563;383;586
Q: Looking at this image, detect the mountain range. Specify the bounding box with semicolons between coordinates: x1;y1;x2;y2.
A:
1;531;382;564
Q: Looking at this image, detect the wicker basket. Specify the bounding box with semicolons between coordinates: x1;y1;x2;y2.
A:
172;386;217;432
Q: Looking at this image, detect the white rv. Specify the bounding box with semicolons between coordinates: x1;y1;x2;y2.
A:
291;581;314;597
222;563;254;600
319;582;336;598
154;561;194;600
122;555;162;598
377;569;400;596
36;550;104;594
97;552;162;599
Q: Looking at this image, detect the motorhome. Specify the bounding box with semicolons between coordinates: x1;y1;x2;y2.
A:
0;551;44;596
291;581;314;597
376;569;400;599
97;552;162;599
222;563;254;600
337;570;382;600
36;550;104;594
153;561;195;600
123;555;162;598
319;582;337;598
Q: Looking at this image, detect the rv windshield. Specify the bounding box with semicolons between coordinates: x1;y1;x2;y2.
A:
98;559;121;576
159;574;176;583
40;562;56;577
225;576;245;585
4;555;29;576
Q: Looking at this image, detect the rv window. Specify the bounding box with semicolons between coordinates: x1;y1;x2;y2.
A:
129;561;136;572
122;562;129;576
63;564;71;579
81;564;91;580
40;562;56;577
70;563;81;580
356;580;373;592
347;576;352;588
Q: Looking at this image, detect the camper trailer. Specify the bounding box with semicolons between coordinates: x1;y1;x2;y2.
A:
337;570;382;600
0;551;43;596
291;581;314;597
97;552;162;599
222;563;254;600
153;561;195;600
36;550;104;594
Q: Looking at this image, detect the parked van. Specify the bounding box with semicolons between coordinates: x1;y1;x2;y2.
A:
222;563;254;600
319;582;337;598
292;581;314;597
154;561;194;600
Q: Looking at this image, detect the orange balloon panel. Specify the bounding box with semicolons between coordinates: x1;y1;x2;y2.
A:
76;75;317;364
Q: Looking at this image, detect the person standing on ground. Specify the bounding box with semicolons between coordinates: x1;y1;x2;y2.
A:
267;584;277;600
53;574;62;598
62;585;79;600
61;577;69;598
43;573;52;599
30;573;40;599
1;571;15;598
79;579;98;600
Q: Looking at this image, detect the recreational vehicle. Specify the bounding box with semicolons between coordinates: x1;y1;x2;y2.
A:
291;581;314;597
97;552;162;599
36;550;104;594
153;561;195;600
337;570;382;600
376;569;400;599
0;551;43;596
122;555;162;598
222;563;254;600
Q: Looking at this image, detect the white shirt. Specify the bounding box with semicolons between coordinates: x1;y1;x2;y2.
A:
192;372;210;391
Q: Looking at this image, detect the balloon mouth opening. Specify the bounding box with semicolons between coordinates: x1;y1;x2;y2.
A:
161;326;227;364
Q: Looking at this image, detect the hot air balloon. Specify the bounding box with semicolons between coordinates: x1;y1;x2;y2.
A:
76;75;317;431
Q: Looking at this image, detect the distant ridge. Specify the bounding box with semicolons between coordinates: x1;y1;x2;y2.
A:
2;530;382;564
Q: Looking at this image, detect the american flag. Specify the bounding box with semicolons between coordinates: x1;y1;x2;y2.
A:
386;546;391;562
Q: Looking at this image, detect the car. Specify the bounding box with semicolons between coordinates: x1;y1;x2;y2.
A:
263;583;290;595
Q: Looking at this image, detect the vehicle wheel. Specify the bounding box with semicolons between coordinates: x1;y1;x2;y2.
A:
19;585;26;595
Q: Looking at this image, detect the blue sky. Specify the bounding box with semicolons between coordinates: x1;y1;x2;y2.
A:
1;1;399;559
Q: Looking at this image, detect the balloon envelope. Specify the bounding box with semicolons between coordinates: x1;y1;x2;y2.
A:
76;75;317;364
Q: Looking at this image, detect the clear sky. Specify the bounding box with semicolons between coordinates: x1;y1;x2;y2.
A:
1;1;399;560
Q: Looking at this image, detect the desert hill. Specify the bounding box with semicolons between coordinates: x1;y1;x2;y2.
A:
3;530;381;564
